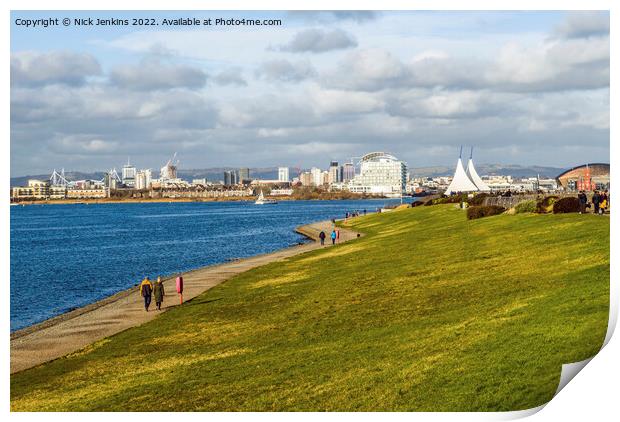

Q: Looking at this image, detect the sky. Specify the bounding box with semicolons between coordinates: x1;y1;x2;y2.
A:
10;10;610;176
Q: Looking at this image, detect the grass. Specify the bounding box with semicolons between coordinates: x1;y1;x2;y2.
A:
10;205;609;411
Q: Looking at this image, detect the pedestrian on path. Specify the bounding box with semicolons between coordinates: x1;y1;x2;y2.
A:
592;190;601;214
319;230;326;245
139;277;153;312
331;229;337;245
578;191;587;214
153;276;165;311
600;193;608;215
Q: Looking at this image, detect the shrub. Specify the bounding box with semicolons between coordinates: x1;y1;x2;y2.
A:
469;193;492;206
514;200;537;214
536;196;559;214
466;205;506;220
553;197;581;214
411;200;425;207
426;194;468;206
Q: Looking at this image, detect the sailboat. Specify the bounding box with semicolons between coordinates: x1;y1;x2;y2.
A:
254;190;277;205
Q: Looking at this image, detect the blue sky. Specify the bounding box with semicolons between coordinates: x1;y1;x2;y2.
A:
10;10;609;175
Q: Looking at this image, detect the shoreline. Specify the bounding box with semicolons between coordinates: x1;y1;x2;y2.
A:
10;219;361;373
9;195;401;206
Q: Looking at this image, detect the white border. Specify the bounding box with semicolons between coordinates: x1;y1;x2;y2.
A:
3;1;616;420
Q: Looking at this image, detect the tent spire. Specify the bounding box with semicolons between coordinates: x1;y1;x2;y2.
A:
470;146;473;159
459;145;463;159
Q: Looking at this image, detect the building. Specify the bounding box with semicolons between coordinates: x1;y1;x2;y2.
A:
300;171;313;186
278;167;289;182
328;161;340;184
342;163;355;182
270;188;294;196
11;179;67;201
66;188;107;199
311;167;323;186
556;163;610;191
160;154;178;181
348;152;407;197
239;168;250;183
135;169;152;190
444;149;479;195
465;150;490;191
121;159;136;188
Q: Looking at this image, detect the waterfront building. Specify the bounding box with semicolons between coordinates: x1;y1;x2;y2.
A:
192;178;208;186
465;149;490;192
300;171;313;186
11;179;67;201
66;188;107;199
311;167;323;186
270;188;294;196
321;171;330;186
135;169;152;190
278;167;290;182
160;153;178;181
556;163;609;191
348;152;407;197
239;168;250;183
121;159;136;188
342;163;355;182
328;161;340;184
444;149;479;195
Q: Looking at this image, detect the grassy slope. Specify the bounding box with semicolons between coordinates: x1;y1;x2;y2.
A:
10;205;609;411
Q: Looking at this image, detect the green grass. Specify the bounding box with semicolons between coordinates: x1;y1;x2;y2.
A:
10;205;609;411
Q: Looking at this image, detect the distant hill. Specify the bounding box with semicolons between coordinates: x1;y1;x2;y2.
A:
10;164;569;187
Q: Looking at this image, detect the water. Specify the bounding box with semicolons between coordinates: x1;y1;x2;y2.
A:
10;198;415;331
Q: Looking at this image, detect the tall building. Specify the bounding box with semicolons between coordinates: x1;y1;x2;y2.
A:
160;154;178;181
348;152;407;197
342;163;355;182
328;161;339;184
224;170;238;186
239;168;250;183
278;167;290;182
300;171;313;186
122;158;136;188
135;169;152;190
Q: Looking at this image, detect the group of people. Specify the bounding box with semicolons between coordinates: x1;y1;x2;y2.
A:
318;229;339;246
345;209;367;219
139;276;165;312
578;190;610;215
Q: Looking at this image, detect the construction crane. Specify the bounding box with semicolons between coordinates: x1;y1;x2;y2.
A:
49;168;69;186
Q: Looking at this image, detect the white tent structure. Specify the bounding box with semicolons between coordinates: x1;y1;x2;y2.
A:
444;147;480;195
465;148;490;192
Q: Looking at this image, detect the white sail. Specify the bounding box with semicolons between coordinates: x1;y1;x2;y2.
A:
445;158;479;195
466;158;490;192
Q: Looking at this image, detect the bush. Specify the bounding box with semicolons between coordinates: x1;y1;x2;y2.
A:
466;205;506;220
426;194;468;206
553;197;581;214
536;196;559;214
514;200;537;214
411;200;425;207
469;193;492;206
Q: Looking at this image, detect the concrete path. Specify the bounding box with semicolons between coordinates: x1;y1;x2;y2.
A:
10;220;359;374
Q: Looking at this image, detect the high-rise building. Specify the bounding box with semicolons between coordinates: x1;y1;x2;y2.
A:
328;161;339;184
122;158;136;188
278;167;290;182
224;171;232;186
300;172;313;186
342;163;355;182
311;167;323;186
135;169;153;190
348;152;407;196
239;168;250;183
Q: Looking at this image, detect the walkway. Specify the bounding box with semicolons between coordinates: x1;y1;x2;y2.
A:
10;220;359;373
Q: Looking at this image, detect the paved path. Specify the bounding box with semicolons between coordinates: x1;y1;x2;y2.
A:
10;221;359;374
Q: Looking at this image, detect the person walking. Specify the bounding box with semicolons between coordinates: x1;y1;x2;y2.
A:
153;276;165;311
331;229;337;245
139;277;153;312
592;190;601;215
578;191;587;214
319;230;326;246
600;192;608;215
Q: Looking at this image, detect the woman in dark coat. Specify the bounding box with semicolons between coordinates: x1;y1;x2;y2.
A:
153;276;165;311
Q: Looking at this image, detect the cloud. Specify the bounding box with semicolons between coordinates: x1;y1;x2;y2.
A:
554;11;609;39
280;28;357;53
287;11;378;23
213;68;247;86
255;59;317;82
109;58;207;91
11;51;101;87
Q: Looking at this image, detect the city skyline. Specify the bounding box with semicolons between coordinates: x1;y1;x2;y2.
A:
11;10;609;176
